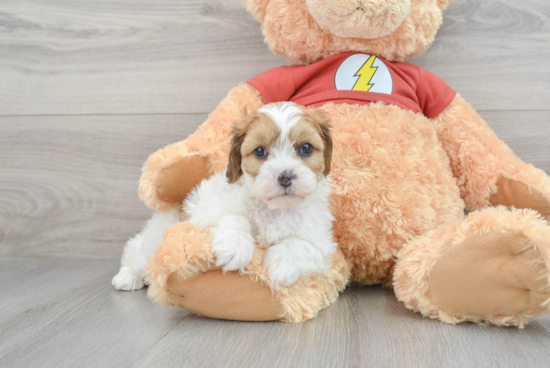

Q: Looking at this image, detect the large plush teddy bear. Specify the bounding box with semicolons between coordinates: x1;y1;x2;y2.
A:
142;0;550;326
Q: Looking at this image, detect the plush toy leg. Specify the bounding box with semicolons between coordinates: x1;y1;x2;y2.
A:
138;83;266;213
394;207;550;328
147;222;350;322
434;94;550;221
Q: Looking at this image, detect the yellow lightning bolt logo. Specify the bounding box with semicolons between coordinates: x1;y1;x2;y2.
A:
352;55;378;92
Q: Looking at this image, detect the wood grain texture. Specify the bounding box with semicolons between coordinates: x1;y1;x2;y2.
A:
414;0;550;111
0;258;118;323
0;0;549;115
1;258;550;368
0;114;207;259
1;111;548;259
0;0;287;116
0;258;187;368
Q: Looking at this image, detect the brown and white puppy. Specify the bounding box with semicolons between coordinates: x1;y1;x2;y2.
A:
185;102;337;289
113;102;337;290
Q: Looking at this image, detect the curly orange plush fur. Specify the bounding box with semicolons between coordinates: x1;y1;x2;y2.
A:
244;0;453;64
142;0;550;326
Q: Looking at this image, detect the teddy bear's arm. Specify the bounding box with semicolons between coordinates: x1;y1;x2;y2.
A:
433;94;550;220
147;222;350;323
138;83;266;212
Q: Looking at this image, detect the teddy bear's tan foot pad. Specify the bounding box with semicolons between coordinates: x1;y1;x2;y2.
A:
429;231;550;319
155;155;212;205
164;271;284;322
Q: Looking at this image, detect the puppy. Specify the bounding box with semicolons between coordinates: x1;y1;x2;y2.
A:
112;102;336;290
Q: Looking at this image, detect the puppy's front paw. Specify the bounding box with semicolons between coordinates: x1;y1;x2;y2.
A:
264;244;303;290
211;227;255;272
112;267;145;291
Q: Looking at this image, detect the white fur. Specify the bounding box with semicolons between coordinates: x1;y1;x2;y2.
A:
113;102;336;291
183;171;336;289
258;102;303;135
112;210;179;290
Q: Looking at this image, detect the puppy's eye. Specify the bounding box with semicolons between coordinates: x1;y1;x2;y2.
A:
253;147;268;159
298;143;314;157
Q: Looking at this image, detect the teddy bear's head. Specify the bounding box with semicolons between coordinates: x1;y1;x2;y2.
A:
242;0;454;64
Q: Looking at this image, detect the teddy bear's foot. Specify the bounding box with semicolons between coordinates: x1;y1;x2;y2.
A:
394;207;550;328
146;222;350;322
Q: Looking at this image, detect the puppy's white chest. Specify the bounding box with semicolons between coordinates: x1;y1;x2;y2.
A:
250;208;304;247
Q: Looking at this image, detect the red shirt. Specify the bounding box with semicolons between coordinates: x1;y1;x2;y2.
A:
247;52;456;119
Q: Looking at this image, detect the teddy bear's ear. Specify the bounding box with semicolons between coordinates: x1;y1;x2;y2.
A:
240;0;270;22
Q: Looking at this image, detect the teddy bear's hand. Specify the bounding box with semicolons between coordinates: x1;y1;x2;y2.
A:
138;83;266;213
433;94;550;220
394;207;550;328
147;222;350;322
140;154;212;213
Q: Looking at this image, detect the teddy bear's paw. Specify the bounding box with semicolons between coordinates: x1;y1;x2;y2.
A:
211;227;255;272
489;177;550;223
112;266;145;291
428;229;550;327
140;153;212;212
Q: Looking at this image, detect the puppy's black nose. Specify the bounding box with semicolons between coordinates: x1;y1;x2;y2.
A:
278;171;295;188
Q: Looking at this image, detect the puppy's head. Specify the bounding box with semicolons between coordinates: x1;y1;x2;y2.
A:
227;102;332;209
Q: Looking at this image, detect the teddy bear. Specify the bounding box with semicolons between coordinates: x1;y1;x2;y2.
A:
141;0;550;327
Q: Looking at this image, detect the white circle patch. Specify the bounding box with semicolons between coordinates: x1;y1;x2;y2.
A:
335;54;393;95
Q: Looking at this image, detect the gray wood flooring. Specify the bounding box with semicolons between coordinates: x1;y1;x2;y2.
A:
1;0;550;366
1;258;550;368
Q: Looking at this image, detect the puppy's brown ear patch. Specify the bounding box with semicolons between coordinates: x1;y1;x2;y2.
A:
304;108;333;176
227;108;253;183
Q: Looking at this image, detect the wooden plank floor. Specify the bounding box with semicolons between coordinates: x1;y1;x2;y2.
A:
1;258;550;368
1;0;550;366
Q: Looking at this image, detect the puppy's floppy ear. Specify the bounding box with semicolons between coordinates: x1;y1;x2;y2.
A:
226;107;252;183
304;108;333;176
